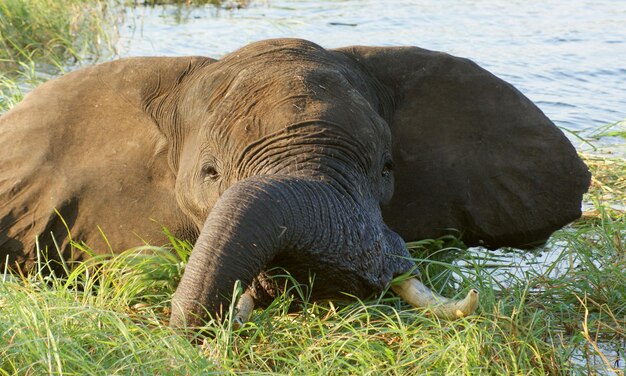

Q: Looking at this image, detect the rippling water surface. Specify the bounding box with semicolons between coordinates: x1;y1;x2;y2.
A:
117;0;626;146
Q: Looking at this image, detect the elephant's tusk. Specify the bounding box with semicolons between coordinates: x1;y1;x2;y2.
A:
233;292;255;328
391;278;479;320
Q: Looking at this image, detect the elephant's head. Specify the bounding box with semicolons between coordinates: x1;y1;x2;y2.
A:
153;39;588;327
162;40;433;326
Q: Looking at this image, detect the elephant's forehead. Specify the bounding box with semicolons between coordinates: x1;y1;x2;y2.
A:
198;44;391;147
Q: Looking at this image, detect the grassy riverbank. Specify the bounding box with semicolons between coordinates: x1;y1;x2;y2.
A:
1;0;625;374
0;0;118;113
0;189;624;374
0;0;114;68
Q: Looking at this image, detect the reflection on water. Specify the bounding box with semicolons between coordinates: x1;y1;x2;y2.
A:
117;0;626;150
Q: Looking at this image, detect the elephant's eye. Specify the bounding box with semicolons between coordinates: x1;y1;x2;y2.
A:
202;164;220;181
382;160;394;177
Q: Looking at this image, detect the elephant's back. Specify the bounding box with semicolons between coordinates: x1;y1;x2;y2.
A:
0;58;198;270
0;80;70;268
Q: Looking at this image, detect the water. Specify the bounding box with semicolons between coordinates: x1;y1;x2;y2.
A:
117;0;626;151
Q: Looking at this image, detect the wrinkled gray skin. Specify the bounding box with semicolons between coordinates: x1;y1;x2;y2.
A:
0;39;590;328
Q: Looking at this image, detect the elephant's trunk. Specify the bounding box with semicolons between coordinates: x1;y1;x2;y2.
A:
169;175;478;329
170;174;379;327
169;175;297;328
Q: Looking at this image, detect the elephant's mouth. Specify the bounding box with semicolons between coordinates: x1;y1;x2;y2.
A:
232;272;479;326
169;175;479;328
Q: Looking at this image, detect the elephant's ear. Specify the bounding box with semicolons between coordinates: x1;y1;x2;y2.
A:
336;46;590;248
0;56;214;259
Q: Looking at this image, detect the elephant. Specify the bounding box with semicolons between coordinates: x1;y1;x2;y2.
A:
0;38;590;328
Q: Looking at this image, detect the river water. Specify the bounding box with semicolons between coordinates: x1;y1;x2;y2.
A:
117;0;626;150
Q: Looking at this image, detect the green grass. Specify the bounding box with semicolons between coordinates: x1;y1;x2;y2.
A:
0;0;116;71
0;0;119;114
1;190;625;374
